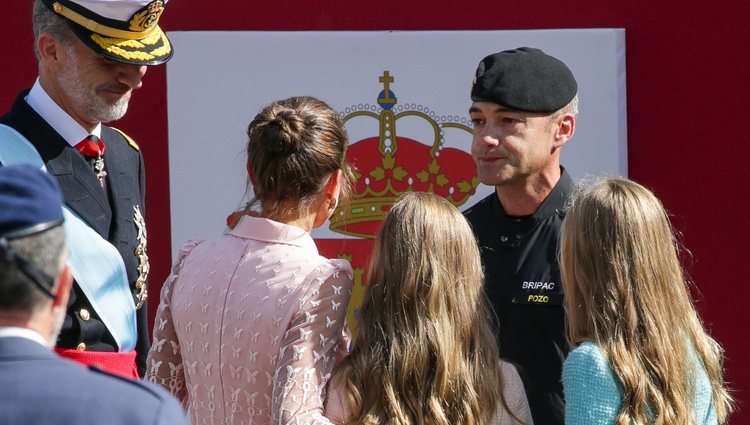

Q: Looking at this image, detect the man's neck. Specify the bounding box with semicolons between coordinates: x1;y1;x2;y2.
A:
36;73;98;133
0;313;51;346
27;78;99;145
496;166;562;217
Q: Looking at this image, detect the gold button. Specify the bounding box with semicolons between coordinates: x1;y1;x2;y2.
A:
79;309;90;321
76;342;87;351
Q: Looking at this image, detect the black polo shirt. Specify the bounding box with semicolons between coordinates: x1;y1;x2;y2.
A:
464;169;573;425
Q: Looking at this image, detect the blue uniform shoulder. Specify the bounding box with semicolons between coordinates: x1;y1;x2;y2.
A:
86;366;187;424
87;365;171;400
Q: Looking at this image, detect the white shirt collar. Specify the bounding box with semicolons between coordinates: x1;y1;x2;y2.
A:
25;78;102;147
0;326;49;348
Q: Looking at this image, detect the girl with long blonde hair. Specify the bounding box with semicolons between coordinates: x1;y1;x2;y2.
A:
325;192;532;425
560;177;733;424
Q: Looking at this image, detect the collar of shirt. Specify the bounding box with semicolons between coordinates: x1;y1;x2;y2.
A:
0;326;49;348
25;78;102;147
530;166;573;220
229;215;319;253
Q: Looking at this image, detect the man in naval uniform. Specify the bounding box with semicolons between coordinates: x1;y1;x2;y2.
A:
463;47;579;425
0;164;187;424
0;0;173;378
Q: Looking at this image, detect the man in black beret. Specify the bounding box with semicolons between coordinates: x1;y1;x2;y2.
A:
0;0;173;378
463;46;578;425
0;164;187;424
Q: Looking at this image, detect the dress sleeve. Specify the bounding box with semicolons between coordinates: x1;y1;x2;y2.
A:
271;260;354;425
498;361;534;425
323;377;351;425
144;240;202;408
562;343;622;425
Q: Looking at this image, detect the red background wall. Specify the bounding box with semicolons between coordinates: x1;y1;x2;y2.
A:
2;1;747;420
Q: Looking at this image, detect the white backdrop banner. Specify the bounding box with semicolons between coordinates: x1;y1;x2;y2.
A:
166;29;626;257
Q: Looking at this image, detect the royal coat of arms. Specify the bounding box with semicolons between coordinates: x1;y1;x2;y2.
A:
316;71;479;334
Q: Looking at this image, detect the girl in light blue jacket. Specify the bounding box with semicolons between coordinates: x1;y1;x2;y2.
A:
559;178;733;425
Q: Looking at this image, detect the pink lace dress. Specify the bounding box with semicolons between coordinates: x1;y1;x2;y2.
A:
146;216;353;425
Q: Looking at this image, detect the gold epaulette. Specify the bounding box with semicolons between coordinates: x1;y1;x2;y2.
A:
110;127;139;151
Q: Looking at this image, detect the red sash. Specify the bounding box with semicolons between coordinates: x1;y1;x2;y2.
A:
54;348;138;379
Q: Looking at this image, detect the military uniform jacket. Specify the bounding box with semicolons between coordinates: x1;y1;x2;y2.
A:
0;90;150;375
0;336;186;425
464;168;573;425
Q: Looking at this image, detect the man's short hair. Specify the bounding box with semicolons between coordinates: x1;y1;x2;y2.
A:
545;94;580;126
0;164;66;314
0;227;65;314
32;0;76;60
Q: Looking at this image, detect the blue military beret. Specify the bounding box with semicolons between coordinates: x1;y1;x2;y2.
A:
0;165;64;238
470;47;578;113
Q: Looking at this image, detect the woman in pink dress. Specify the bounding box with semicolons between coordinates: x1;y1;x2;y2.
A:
146;96;354;425
325;192;533;425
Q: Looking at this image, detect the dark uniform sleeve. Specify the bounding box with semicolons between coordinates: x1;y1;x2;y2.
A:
134;147;149;376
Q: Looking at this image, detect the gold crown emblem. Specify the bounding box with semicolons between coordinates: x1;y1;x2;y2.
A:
129;0;164;32
330;71;479;239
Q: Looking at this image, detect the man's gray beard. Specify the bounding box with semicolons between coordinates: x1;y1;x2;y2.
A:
47;307;66;348
58;57;130;124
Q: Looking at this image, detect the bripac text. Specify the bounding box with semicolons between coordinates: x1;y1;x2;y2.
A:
522;281;556;291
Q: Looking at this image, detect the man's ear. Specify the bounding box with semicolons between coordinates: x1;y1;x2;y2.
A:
52;264;73;308
36;33;66;71
553;113;576;149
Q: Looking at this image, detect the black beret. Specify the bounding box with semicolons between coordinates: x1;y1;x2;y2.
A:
0;165;64;238
470;47;578;113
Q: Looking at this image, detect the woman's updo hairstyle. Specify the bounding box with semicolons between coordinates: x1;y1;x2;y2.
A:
246;96;350;215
